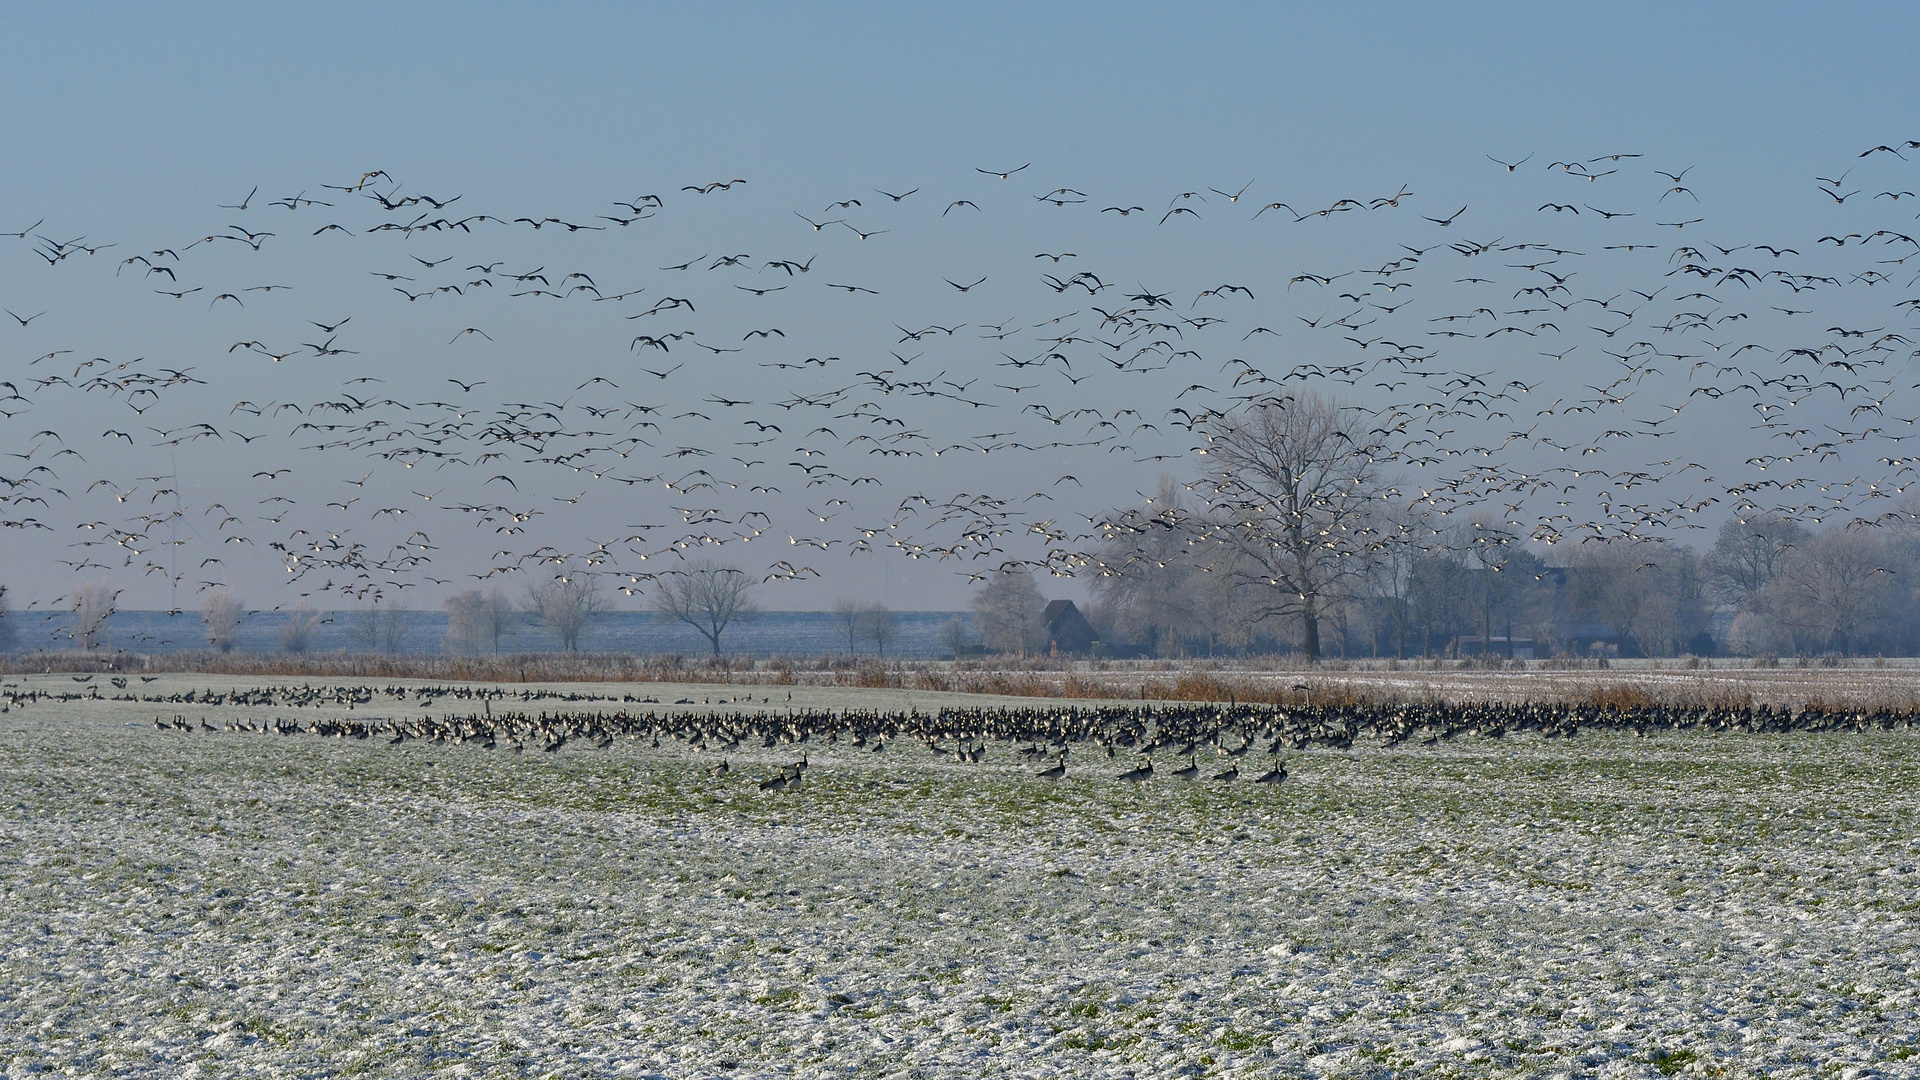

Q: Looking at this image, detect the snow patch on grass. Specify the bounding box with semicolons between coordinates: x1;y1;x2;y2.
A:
1;681;1917;1077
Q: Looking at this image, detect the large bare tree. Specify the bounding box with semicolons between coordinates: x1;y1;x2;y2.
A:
1194;392;1388;661
654;561;757;656
1458;515;1553;658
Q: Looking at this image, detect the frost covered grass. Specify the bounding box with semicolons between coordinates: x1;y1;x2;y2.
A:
3;677;1919;1078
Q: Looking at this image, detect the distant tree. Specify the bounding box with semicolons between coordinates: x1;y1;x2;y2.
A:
527;572;610;652
1706;514;1808;610
444;590;484;654
830;597;866;655
348;606;381;653
1765;528;1894;655
379;600;413;654
938;615;970;658
201;591;246;652
481;589;517;652
278;604;321;653
971;566;1046;654
1572;542;1707;657
347;600;413;654
654;561;757;656
1632;547;1709;657
1193;392;1389;661
861;603;898;657
1355;499;1447;658
69;581;118;651
1459;516;1551;658
0;584;16;652
445;588;516;654
1091;475;1206;656
1723;609;1781;657
347;607;376;645
1406;547;1472;657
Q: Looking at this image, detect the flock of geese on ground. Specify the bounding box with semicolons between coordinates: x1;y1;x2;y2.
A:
6;142;1920;614
127;694;1920;789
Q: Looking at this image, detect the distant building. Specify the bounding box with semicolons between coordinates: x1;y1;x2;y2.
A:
1451;635;1536;660
1043;600;1097;655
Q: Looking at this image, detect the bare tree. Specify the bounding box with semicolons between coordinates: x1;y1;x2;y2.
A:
1706;514;1807;609
1723;609;1781;657
654;561;756;656
278;603;321;653
348;606;379;653
481;589;516;652
1092;475;1207;655
201;591;246;652
444;590;485;654
1194;392;1388;661
527;572;609;652
445;588;516;654
1765;528;1894;655
379;600;413;654
69;581;119;651
1631;548;1709;657
938;615;970;658
1357;498;1445;657
1407;547;1472;657
861;603;898;657
970;565;1046;654
1458;516;1552;658
830;597;866;655
1572;541;1708;657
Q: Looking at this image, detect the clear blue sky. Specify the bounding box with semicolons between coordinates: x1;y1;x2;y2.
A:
4;4;1918;611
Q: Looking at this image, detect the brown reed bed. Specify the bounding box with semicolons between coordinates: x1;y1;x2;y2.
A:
8;649;1920;713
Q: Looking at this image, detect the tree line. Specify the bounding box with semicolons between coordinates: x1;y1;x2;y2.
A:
1069;393;1920;660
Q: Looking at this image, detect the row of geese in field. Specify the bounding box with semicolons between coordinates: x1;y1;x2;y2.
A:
144;695;1920;783
148;708;1292;784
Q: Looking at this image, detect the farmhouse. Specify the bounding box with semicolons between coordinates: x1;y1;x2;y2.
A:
1043;600;1097;655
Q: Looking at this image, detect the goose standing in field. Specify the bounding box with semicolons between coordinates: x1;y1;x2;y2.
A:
1252;758;1288;785
1036;750;1067;779
1169;754;1199;779
1117;757;1154;782
1211;762;1239;781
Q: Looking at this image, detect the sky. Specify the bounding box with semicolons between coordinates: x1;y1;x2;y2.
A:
4;4;1920;613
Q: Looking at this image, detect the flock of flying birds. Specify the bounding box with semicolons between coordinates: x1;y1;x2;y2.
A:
5;143;1920;614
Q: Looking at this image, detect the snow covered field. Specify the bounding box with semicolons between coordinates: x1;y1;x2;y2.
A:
4;676;1918;1078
